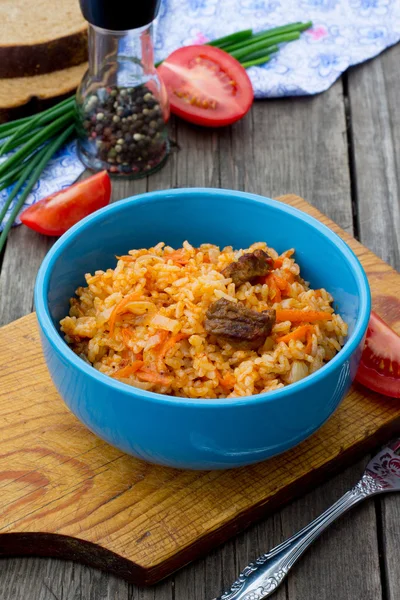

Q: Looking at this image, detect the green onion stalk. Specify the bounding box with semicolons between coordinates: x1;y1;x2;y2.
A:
0;126;75;253
155;20;312;67
0;20;312;252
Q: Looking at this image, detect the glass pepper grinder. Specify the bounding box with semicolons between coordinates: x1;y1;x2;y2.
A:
76;0;169;178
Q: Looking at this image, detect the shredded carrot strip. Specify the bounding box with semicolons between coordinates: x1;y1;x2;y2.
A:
225;374;236;388
273;249;294;269
216;370;236;390
285;272;295;283
305;330;313;354
136;368;172;386
261;273;271;284
263;273;282;302
116;255;135;262
273;285;282;303
276;309;333;323
216;369;224;386
262;272;273;285
112;361;144;378
155;329;169;347
276;325;313;344
156;333;189;371
121;327;134;360
109;291;143;335
121;329;144;362
121;327;133;345
260;272;291;296
164;250;189;265
272;273;290;294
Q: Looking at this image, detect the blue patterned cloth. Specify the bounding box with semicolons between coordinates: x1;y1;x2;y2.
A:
0;140;85;231
154;0;400;97
2;0;399;230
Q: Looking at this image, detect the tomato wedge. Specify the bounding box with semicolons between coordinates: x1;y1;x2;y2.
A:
20;171;111;236
355;311;400;398
158;45;254;127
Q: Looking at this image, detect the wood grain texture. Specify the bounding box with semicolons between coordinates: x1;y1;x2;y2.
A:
347;45;400;600
283;458;383;600
0;193;398;588
230;83;353;232
347;43;400;267
0;227;53;325
216;82;384;600
0;74;394;599
381;493;400;600
166;113;291;600
0;172;147;329
0;123;173;600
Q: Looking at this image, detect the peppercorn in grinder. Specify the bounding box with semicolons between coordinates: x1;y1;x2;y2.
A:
76;0;170;177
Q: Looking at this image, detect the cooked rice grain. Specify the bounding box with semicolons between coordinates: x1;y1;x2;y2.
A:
60;242;348;398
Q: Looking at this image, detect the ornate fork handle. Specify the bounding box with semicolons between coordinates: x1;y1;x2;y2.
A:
214;472;386;600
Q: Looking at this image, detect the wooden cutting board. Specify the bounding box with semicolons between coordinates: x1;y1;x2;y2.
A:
0;194;399;585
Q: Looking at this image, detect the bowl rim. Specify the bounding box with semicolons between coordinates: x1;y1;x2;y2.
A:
34;187;371;408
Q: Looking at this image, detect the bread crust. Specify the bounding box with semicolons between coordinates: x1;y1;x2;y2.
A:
0;63;87;122
0;29;88;78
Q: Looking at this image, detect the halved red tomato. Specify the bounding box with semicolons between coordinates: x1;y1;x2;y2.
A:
355;311;400;398
20;171;111;236
158;45;254;127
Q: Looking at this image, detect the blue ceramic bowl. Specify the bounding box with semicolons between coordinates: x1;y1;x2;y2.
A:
35;189;371;470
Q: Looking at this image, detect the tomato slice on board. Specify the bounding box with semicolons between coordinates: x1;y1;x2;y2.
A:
158;45;254;127
20;171;111;236
355;311;400;398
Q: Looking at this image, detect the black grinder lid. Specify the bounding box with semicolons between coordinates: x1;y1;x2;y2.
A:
80;0;161;30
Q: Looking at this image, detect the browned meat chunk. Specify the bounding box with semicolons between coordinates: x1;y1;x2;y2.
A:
204;298;276;349
222;249;273;287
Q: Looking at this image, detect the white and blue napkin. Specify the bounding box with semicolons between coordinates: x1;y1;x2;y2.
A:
1;0;399;230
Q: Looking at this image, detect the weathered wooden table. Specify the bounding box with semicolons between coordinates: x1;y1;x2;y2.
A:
0;44;399;600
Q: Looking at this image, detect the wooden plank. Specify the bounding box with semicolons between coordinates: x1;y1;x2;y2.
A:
0;120;193;600
173;120;219;188
169;116;285;600
0;124;175;599
284;458;382;600
174;520;288;600
0;194;397;589
0;557;133;600
0;174;147;329
255;81;384;600
104;133;175;600
347;44;400;600
381;494;400;600
0;71;391;600
347;43;400;266
0;173;149;600
226;81;354;233
0;228;53;326
0;557;57;600
122;123;178;600
218;81;383;600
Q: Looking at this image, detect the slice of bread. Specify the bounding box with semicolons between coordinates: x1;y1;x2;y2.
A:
0;0;88;78
0;63;87;114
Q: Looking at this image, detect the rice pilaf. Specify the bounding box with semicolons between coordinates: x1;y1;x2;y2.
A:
60;241;348;398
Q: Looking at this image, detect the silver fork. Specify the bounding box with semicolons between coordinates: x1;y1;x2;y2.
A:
213;439;400;600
